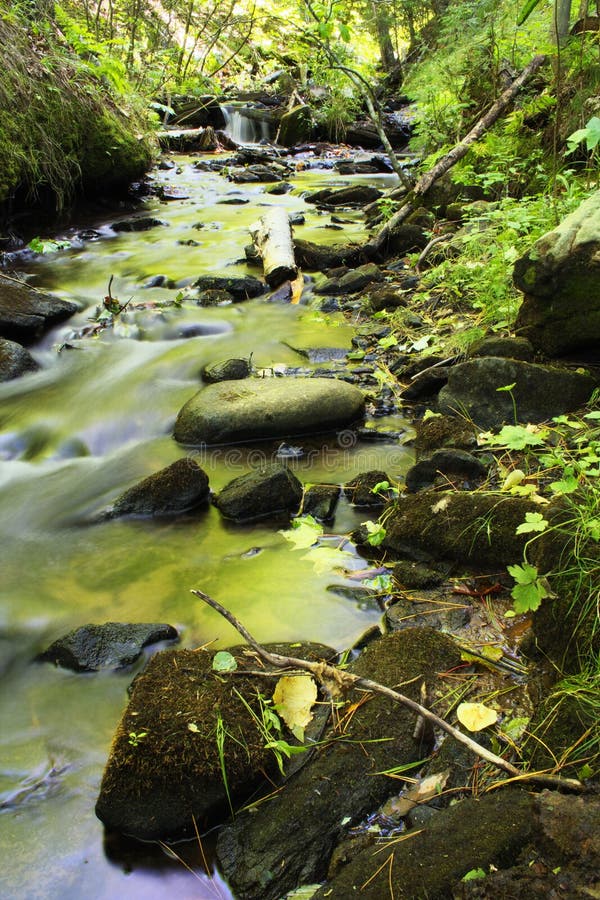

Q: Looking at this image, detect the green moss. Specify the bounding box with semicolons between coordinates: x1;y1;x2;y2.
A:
0;7;153;212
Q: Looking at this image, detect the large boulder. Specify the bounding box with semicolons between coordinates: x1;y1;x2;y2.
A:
0;338;39;381
95;642;334;840
107;459;210;518
0;276;78;344
214;464;303;522
278;104;313;146
314;790;536;899
357;491;540;568
514;191;600;356
174;377;365;446
38;622;178;672
437;357;597;429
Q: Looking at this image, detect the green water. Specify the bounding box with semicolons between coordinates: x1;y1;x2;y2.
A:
0;156;412;899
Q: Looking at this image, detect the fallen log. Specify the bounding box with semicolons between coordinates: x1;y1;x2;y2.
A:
366;53;547;255
249;207;298;289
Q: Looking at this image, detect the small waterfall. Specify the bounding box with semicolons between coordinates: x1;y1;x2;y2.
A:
221;105;270;144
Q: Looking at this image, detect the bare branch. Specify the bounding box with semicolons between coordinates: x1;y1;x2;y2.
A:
191;589;584;793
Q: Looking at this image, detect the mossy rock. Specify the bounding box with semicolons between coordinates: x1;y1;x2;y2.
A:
107;459;210;518
95;642;334;840
364;491;538;568
313;790;536;899
217;628;462;900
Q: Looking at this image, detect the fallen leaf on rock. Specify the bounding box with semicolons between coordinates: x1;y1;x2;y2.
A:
273;675;318;740
457;701;498;732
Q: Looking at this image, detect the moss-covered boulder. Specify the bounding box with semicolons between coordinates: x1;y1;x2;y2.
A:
438;357;597;429
174;377;365;446
514;191;600;356
216;629;462;900
95;642;335;841
313;790;536;899
107;459;210;518
278;104;313;146
360;492;539;568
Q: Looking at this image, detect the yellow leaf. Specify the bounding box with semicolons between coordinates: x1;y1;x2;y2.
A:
456;701;497;732
502;469;525;491
273;675;317;739
431;496;450;514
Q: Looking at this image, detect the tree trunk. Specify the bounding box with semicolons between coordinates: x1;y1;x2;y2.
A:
250;208;298;289
367;54;548;255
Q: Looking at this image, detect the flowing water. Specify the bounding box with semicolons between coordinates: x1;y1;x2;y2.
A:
0;154;413;898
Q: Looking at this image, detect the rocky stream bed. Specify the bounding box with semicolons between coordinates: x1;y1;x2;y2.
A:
1;132;600;899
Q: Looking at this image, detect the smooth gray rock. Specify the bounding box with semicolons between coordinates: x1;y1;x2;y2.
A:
214;464;302;522
438;357;597;429
0;276;78;344
174;377;365;446
38;622;178;671
203;357;252;384
0;338;39;381
193;275;266;301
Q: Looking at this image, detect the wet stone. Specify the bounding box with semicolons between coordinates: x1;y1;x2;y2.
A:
112;217;167;232
0;338;39;381
214;464;303;522
202;357;252;383
107;459;210;518
38;622;179;672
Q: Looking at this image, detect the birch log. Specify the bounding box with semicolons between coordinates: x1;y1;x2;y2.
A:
250;207;298;288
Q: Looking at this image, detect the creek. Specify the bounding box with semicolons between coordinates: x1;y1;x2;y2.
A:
0;153;414;897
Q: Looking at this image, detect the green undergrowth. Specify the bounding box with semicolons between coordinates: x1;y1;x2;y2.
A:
407;188;587;349
0;2;153;211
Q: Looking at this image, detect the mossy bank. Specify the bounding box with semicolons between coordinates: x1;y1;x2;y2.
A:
0;3;153;219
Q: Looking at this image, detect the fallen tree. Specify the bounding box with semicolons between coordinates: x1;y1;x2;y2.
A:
366;53;548;255
249;207;298;288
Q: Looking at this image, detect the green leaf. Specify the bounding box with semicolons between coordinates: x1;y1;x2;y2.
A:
212;651;238;672
484;424;547;450
462;868;486;882
362;520;387;546
507;562;539;584
511;581;545;612
338;23;351;42
550;474;578;495
378;334;398;350
346;349;365;361
515;512;549;534
517;0;542;26
280;515;323;550
496;382;516;393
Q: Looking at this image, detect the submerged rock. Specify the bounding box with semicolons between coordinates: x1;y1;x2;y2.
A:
107;459;210;517
438;357;597;429
301;483;341;521
193;274;266;301
174;377;365;446
215;464;303;522
95;642;335;840
0;276;78;344
111;217;167;233
0;338;39;381
38;622;178;672
514;191;600;356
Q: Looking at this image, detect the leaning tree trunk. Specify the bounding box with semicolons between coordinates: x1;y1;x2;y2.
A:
249;207;298;289
366;54;548;256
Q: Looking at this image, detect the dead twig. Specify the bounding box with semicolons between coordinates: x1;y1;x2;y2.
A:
191;590;585;793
